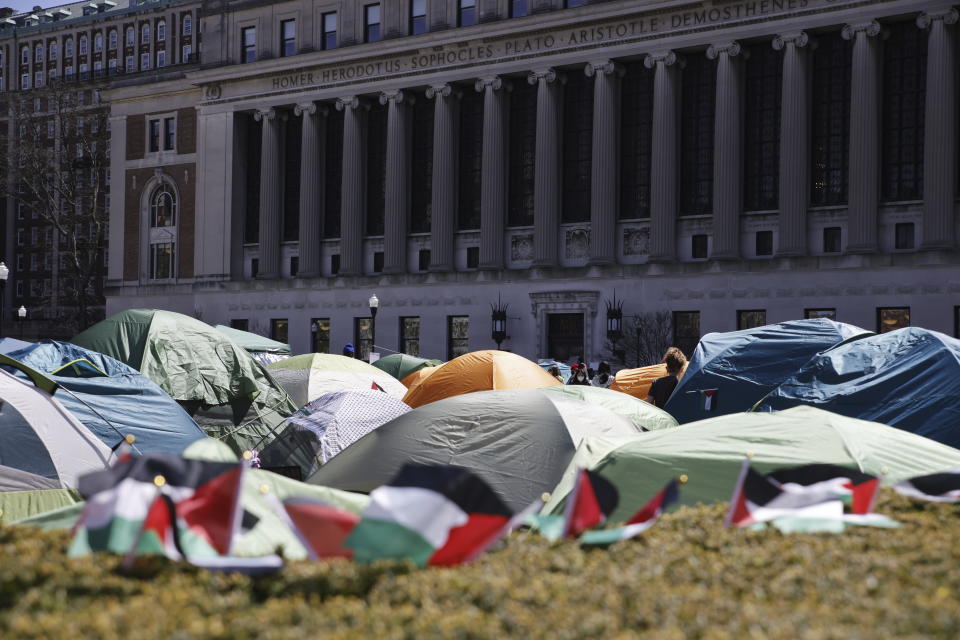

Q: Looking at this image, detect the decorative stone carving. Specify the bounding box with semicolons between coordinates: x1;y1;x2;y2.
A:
564;228;590;259
623;227;650;256
511;234;534;261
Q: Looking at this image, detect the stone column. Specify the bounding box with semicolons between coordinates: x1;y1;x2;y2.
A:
380;89;412;273
254;107;282;279
708;42;745;259
294;102;326;277
476;76;510;270
842;20;883;254
644;52;682;262
586;60;623;265
773;32;813;256
530;68;563;267
427;83;460;272
918;9;959;250
337;96;368;276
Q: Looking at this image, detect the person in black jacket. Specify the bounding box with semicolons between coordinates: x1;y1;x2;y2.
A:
647;347;687;408
568;363;591;385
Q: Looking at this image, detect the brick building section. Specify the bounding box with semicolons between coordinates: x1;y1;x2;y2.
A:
126;114;145;160
177;107;196;154
123;162;196;280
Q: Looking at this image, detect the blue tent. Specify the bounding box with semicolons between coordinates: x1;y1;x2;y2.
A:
757;327;960;448
2;340;205;454
664;318;868;424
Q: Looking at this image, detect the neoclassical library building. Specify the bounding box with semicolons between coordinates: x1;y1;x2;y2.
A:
104;0;960;362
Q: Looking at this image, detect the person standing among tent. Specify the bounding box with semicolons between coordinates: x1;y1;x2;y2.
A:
568;364;590;385
647;348;687;407
591;362;613;388
548;365;564;383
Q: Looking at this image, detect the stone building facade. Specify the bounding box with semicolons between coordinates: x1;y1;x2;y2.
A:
107;0;960;363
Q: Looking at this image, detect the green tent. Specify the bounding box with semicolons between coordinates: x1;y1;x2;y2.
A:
213;325;291;354
1;488;82;523
71;309;297;455
14;439;370;560
371;354;443;381
538;386;678;432
542;406;960;523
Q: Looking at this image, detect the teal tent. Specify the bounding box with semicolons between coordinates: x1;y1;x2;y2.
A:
371;353;443;381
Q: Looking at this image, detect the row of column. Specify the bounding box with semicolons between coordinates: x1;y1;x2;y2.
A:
252;9;958;279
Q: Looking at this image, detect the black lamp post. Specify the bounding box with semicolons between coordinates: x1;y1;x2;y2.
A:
605;290;624;363
0;261;7;338
491;294;508;350
17;305;26;340
368;293;379;362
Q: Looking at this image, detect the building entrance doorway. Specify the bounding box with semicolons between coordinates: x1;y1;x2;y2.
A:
547;313;584;363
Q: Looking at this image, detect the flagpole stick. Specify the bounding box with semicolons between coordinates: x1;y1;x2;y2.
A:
723;456;751;528
121;475;166;571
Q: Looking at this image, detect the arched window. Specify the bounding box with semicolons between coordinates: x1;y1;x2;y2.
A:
150;183;177;227
79;35;88;54
94;33;103;52
126;27;135;46
157;20;166;42
182;15;192;35
141;23;150;43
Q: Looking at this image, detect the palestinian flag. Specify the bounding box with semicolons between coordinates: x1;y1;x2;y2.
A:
701;389;718;411
893;471;960;503
69;454;245;559
580;478;680;545
273;495;360;559
562;468;619;539
344;464;513;567
767;464;880;515
725;459;848;527
371;381;386;392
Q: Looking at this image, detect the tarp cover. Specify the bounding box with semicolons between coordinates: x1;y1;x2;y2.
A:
371;353;443;381
542;406;960;523
71;310;297;454
214;325;291;354
401;350;562;409
309;389;641;511
664;318;868;423
2;341;206;454
757;327;960;447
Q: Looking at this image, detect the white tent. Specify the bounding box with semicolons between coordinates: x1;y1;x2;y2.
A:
0;367;112;489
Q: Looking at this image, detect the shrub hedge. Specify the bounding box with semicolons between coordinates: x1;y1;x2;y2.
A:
1;491;959;638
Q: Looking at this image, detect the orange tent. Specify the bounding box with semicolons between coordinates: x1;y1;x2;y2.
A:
401;350;562;408
400;365;439;396
609;364;669;401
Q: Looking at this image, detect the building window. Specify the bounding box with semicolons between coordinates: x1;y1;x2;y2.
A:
364;4;381;43
673;311;700;357
458;89;483;230
466;246;479;269
324;111;344;238
156;51;166;68
322;13;337;50
418;249;431;271
150;183;176;227
34;72;43;88
182;44;192;61
509;80;536;226
459;0;477;27
94;33;103;52
737;310;767;330
680;54;716;215
411;95;434;233
126;27;134;46
366;102;388;236
882;21;927;202
109;30;117;50
49;42;57;60
562;68;593;223
149;243;175;279
894;222;915;250
311;318;330;353
157;21;166;42
250;258;259;278
108;58;117;73
510;0;529;18
80;35;88;54
410;0;426;35
354;317;373;361
447;316;469;360
21;47;29;64
183;15;192;35
823;226;842;253
744;43;782;211
811;32;851;206
66;38;74;57
163;117;176;150
140;53;150;70
400;317;420;356
372;251;384;273
241;27;256;63
270;319;289;344
230;319;249;331
620;61;654;219
35;43;43;62
280;19;296;57
877;307;909;333
148;119;161;152
20;74;29;90
755;230;773;256
691;234;708;259
141;24;150;44
805;308;836;320
125;56;134;72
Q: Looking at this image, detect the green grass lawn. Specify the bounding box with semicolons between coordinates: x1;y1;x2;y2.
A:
2;491;958;639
